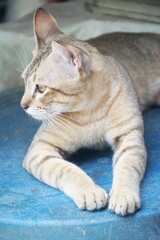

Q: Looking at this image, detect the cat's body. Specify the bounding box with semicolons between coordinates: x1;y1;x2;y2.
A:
21;8;160;216
88;33;160;110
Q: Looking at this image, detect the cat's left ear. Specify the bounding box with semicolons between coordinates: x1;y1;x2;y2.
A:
52;41;91;75
34;8;61;50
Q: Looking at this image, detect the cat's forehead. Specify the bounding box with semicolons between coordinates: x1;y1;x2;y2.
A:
22;44;52;80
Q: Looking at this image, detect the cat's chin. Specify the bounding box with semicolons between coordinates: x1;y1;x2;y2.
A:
30;114;44;121
27;112;44;122
26;108;46;121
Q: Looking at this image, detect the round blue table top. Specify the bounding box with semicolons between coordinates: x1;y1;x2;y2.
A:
0;88;160;240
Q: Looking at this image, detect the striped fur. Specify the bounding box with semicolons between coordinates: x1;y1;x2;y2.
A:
21;8;160;216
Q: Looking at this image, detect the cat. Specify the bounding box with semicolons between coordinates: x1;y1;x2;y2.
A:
20;8;160;216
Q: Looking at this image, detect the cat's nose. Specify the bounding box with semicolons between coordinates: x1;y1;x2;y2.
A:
21;104;29;110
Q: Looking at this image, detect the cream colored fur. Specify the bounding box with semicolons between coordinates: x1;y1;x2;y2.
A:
21;8;160;216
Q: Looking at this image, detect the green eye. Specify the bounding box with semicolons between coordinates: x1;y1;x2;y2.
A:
36;84;46;93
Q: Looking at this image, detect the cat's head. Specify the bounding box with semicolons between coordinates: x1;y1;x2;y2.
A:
20;8;91;120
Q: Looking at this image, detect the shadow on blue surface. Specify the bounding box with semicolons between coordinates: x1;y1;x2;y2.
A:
0;88;160;240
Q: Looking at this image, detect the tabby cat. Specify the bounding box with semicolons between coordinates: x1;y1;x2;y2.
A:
21;8;160;216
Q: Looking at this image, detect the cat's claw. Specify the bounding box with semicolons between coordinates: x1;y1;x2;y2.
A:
68;185;108;211
108;187;141;216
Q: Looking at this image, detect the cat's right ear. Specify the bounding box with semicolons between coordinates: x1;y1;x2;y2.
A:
34;8;61;50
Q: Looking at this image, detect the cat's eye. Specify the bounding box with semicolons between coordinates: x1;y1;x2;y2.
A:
36;84;47;93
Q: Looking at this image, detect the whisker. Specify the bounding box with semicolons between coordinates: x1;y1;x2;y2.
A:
46;112;74;135
20;43;28;68
55;116;75;134
14;46;25;70
14;67;23;74
59;112;88;129
44;113;67;139
47;109;88;129
46;111;75;135
45;113;69;134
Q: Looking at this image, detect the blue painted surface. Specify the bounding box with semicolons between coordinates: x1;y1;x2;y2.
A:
0;88;160;240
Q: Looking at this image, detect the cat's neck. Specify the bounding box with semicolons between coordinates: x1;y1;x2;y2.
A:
66;53;112;123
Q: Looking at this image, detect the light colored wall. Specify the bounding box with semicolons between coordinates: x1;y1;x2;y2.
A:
5;0;46;21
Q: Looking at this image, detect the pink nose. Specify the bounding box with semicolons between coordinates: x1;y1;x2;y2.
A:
21;104;29;110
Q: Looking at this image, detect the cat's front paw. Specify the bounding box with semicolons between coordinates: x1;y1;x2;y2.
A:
108;187;141;216
67;184;108;211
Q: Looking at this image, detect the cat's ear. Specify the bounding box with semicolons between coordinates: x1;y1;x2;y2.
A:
51;41;91;75
34;8;61;50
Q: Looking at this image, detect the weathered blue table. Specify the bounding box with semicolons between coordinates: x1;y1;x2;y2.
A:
0;88;160;240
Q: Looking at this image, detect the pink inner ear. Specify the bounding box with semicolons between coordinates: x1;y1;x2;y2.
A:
65;44;91;75
51;41;83;70
66;45;82;69
72;53;81;69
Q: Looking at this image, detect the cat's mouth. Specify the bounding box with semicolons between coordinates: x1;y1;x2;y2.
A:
25;107;47;121
25;107;60;124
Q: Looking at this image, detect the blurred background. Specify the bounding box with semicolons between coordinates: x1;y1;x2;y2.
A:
0;0;160;92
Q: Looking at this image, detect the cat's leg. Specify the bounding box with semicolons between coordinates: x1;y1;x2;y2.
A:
23;127;108;211
105;111;147;216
